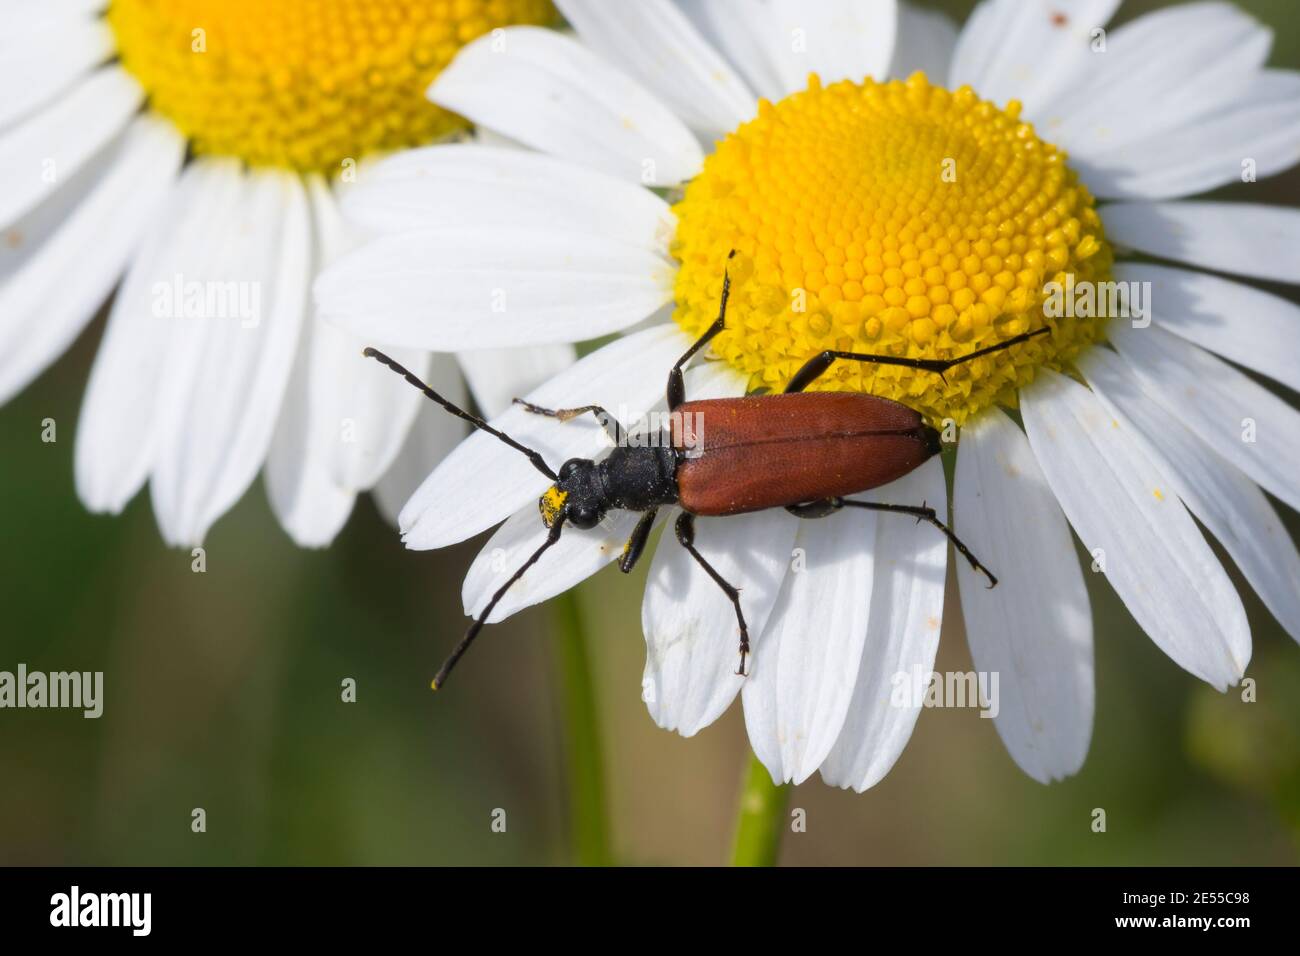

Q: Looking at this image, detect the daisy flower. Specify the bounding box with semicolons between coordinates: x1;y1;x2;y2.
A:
317;0;1300;790
0;0;569;547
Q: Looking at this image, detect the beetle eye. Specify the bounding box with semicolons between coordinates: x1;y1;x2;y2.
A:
558;458;585;480
567;507;601;530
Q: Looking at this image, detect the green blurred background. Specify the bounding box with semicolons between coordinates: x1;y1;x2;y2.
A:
2;0;1299;866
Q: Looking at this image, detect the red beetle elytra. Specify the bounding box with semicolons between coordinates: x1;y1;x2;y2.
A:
365;252;1048;689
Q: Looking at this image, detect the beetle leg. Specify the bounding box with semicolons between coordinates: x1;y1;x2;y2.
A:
784;499;840;519
668;250;737;410
674;511;751;675
513;400;626;447
619;509;658;573
783;327;1051;393
838;499;998;588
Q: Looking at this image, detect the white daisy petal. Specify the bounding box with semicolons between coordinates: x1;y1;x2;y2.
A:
1113;263;1300;394
741;504;875;785
0;17;111;131
372;362;471;527
819;458;949;792
952;0;1119;117
1103;202;1300;284
455;344;579;419
311;183;431;493
946;0;1003;93
1083;347;1300;645
463;359;747;621
1077;71;1300;200
150;170;311;546
0;67;140;229
264;346;357;551
266;179;426;547
0;0;107;31
399;324;690;550
75;160;244;514
0;116;183;404
343;145;676;254
1109;323;1300;516
1041;3;1269;156
427;26;703;184
1021;368;1249;690
674;0;788;101
952;409;1093;784
766;0;897;93
556;0;756;137
645;509;798;738
890;3;958;82
315;225;674;351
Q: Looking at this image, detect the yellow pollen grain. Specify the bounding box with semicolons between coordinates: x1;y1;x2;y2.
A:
107;0;555;173
539;486;568;528
670;73;1115;425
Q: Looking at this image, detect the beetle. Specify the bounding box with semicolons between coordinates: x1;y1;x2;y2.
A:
365;252;1048;690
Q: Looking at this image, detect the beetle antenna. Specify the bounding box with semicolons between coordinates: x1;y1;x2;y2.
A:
431;516;567;691
363;347;557;480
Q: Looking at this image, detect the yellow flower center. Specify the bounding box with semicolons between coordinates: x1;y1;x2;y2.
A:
670;73;1114;425
107;0;554;173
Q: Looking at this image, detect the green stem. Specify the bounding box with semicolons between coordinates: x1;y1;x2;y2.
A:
553;589;612;866
730;751;790;866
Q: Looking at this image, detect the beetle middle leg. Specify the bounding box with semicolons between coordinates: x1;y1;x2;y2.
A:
513;400;626;446
787;498;998;588
674;511;751;675
783;327;1050;393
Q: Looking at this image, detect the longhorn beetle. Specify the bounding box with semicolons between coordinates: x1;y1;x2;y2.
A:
365;251;1049;690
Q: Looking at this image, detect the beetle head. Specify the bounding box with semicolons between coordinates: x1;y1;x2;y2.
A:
539;457;607;530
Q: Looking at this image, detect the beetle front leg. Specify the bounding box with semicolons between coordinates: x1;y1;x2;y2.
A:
619;509;658;573
674;511;751;675
667;250;736;410
513;400;626;446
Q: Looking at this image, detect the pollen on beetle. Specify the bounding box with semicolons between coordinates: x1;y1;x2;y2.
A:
107;0;555;173
670;72;1115;425
539;486;568;528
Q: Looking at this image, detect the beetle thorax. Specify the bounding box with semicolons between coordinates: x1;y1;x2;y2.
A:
598;445;679;513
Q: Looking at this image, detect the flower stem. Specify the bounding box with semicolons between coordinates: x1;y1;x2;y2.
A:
552;589;612;866
730;751;789;866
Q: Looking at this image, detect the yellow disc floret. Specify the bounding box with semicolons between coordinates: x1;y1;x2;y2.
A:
670;73;1114;425
107;0;554;172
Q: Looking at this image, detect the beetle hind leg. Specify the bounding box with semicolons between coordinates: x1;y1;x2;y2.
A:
674;512;751;675
840;498;998;588
789;497;998;588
